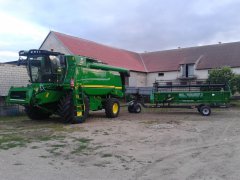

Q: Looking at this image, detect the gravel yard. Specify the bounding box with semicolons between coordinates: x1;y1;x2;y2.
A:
1;107;240;180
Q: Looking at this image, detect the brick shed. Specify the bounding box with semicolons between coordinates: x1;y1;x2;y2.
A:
0;64;29;115
0;64;29;97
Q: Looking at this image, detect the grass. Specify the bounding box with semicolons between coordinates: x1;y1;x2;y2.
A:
0;115;80;150
0;134;28;150
71;138;92;154
51;144;66;148
36;135;65;142
72;137;92;143
0;118;93;157
13;162;24;166
0;115;109;157
31;146;39;149
93;163;107;167
39;155;48;158
103;132;110;135
231;100;240;107
139;120;159;125
101;153;113;158
0;115;29;122
0;133;66;150
47;147;62;156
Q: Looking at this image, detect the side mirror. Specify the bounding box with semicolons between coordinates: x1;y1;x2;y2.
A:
17;58;22;66
17;57;27;66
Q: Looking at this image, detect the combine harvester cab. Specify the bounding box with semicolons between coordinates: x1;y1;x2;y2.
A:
6;49;129;123
127;80;232;116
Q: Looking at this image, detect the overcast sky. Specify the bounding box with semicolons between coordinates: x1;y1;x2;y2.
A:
1;0;240;62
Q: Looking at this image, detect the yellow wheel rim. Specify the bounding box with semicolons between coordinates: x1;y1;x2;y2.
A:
112;103;119;114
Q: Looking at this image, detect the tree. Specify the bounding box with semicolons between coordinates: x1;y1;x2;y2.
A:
207;66;237;94
232;74;240;93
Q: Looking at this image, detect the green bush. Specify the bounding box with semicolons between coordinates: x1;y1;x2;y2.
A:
207;66;239;94
232;74;240;93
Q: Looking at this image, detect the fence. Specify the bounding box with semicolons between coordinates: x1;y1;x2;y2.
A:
0;104;25;116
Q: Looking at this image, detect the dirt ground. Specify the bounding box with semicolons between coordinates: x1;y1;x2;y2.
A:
1;107;240;180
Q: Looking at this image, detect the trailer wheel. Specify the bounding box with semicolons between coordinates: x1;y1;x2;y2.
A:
200;105;211;116
197;107;201;113
197;104;204;113
58;93;89;124
105;98;120;118
25;106;51;120
128;105;135;113
133;103;141;113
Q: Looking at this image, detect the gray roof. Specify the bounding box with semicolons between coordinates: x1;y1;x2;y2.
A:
141;42;240;72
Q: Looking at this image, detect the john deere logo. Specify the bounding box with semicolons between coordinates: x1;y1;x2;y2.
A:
179;93;202;98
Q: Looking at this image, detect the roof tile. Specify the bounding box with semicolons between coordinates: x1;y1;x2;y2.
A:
53;31;145;72
51;31;240;72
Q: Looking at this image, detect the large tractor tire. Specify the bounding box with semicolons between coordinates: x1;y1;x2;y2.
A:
58;93;89;124
25;106;51;120
105;98;120;118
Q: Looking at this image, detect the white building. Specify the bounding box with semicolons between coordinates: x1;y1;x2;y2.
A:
39;31;240;87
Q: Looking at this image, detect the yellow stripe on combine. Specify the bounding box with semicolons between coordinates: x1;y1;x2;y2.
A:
81;85;122;89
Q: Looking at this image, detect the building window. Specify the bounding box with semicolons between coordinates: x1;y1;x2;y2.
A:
181;64;194;78
158;72;164;76
208;69;213;74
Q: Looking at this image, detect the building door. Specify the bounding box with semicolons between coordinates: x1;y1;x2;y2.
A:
181;64;194;78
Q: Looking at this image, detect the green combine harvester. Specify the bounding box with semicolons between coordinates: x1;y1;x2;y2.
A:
126;80;232;116
6;49;129;123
